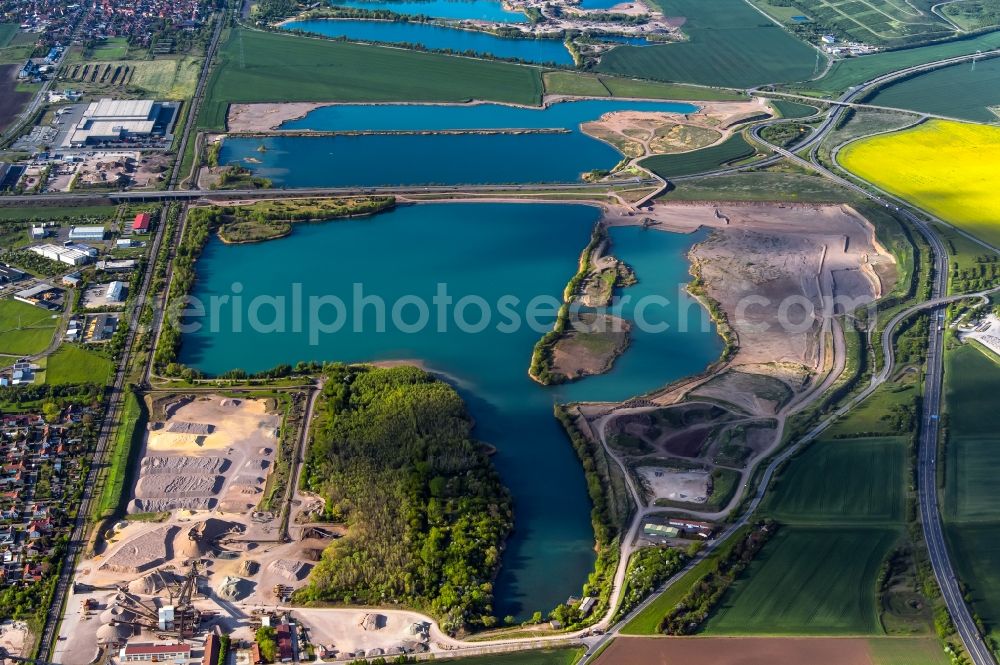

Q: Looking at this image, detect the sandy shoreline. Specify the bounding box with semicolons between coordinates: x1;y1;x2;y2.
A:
222;94;743;133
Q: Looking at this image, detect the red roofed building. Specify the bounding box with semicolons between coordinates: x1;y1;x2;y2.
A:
132;213;151;234
119;642;191;662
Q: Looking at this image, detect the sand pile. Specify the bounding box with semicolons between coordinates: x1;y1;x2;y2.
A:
96;622;132;645
100;526;178;574
131;497;216;513
140;456;229;474
126;569;180;595
270;559;311;582
136;474;223;498
217;576;249;601
166;421;214;435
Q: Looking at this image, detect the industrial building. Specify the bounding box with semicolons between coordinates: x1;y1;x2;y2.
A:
14;283;62;310
643;523;679;539
0;264;25;284
68;225;106;241
29;243;95;266
106;280;126;303
132;212;151;234
118;642;190;663
97;259;138;272
65;98;177;147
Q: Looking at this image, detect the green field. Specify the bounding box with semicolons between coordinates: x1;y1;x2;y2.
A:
867;638;951;665
95;390;145;519
0;299;58;355
596;0;821;87
945;522;1000;642
640;133;757;178
44;345;114;385
824;381;919;438
0;204;117;221
755;0;953;46
703;527;899;635
199;29;543;130
806;30;1000;95
0;23;16;48
541;71;745;100
0;24;34;64
868;56;1000;123
665;169;852;202
943;343;1000;645
59;57;203;99
764;437;906;524
621;527;750;635
89;37;130;59
770;98;819;118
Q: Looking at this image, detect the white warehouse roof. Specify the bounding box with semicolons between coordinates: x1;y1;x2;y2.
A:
88;98;155;120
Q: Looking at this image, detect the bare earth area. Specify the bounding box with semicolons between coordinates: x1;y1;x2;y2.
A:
607;202;896;383
0;65;31;133
0;621;30;661
595;637;876;665
582;99;772;161
227;102;326;132
551;313;631;380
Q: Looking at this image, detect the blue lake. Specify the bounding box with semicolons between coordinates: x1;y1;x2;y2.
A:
221;100;698;187
179;202;721;618
596;33;651;46
578;0;629;8
331;0;527;22
282;19;571;64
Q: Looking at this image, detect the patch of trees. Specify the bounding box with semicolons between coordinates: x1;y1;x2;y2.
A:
255;626;278;663
154;205;219;373
255;0;301;22
614;546;686;621
553;404;631;625
0;383;103;405
3;249;65;277
216;197;394;243
659;521;777;635
215;165;272;190
217;635;231;665
294;365;512;634
950;253;1000;294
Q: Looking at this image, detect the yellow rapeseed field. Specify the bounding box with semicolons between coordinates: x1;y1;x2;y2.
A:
839;119;1000;247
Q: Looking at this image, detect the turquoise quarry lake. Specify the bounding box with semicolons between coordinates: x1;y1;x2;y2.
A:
219;100;698;187
282;19;573;64
330;0;528;22
180;202;721;617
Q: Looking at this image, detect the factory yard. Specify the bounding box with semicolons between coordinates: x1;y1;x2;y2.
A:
53;394;336;665
637;467;710;504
